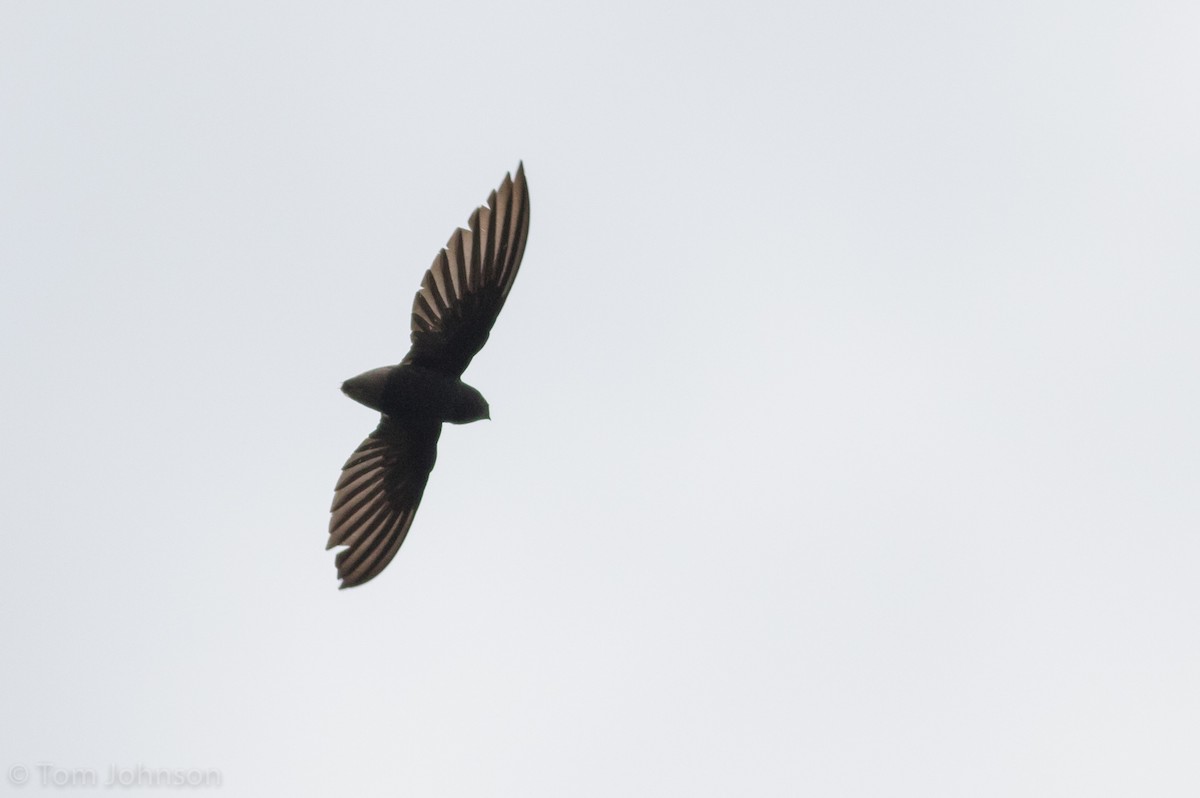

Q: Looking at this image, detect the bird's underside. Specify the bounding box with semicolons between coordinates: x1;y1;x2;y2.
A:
326;163;530;589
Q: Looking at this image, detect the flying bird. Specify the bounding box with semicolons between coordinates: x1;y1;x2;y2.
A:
327;164;530;589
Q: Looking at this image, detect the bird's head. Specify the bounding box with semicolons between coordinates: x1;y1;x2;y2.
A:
342;366;393;413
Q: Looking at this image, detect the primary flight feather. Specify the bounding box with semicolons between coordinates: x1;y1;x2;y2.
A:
327;164;530;589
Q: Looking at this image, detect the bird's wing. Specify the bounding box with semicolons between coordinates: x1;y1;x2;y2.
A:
402;163;530;377
326;416;442;589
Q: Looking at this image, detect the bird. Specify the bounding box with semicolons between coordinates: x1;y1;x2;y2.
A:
326;164;530;589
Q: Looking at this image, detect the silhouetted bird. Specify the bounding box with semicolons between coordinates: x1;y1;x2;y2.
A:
327;164;530;588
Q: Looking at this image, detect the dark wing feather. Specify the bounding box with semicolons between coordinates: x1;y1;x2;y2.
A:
326;417;441;589
403;163;530;376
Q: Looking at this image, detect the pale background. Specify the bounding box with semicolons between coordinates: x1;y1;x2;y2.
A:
2;1;1198;795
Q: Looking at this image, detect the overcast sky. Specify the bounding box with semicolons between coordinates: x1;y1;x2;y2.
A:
2;1;1198;796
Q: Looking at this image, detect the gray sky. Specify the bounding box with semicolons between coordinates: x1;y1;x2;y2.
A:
2;1;1198;795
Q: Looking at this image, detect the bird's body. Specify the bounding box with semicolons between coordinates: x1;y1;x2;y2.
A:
342;365;489;424
327;164;530;589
